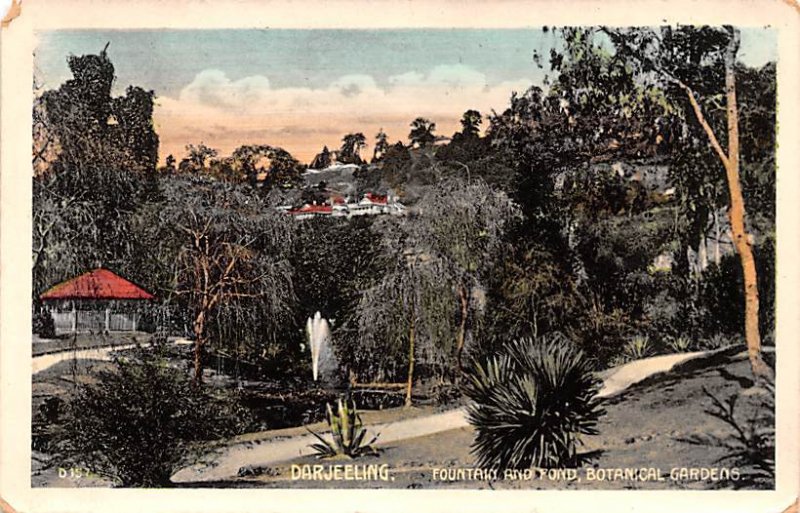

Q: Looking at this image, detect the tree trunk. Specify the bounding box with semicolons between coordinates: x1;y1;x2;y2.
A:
713;209;721;265
193;310;206;385
678;29;771;381
722;29;772;381
405;313;416;408
698;231;708;273
455;284;469;380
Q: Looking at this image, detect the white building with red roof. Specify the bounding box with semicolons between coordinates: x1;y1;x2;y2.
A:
39;268;155;334
283;192;405;219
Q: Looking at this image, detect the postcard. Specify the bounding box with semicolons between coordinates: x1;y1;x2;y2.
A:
1;1;798;512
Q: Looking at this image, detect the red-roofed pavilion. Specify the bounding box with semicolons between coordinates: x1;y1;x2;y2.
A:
40;268;154;334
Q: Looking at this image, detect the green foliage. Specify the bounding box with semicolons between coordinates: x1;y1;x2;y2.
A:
480;241;580;355
699;333;739;351
32;48;160;297
54;350;250;487
572;300;635;367
372;129;390;162
463;335;605;471
230;144;305;190
346;239;455;383
158;176;297;374
307;396;379;458
459;109;482;137
340;132;367;164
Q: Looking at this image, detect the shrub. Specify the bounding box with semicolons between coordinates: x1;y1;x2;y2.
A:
54;350;250;487
463;335;605;471
573;304;635;367
33;308;56;338
308;395;379;459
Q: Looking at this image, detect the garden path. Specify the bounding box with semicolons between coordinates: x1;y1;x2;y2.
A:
171;348;718;484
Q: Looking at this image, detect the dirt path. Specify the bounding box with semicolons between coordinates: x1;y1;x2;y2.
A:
32;344;144;375
32;338;192;375
171;348;720;484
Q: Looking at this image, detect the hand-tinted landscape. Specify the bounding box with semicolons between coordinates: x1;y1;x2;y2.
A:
32;26;776;489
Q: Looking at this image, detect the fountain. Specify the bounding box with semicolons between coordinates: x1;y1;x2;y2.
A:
305;312;338;383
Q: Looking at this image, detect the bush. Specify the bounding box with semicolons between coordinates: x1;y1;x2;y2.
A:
33;308;56;338
572;303;635;367
463;335;605;471
54;350;250;487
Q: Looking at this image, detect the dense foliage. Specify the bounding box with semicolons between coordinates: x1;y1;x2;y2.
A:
54;350;250;486
33;25;776;393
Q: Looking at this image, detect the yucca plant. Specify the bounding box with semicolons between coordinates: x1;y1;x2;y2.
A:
621;334;653;362
666;335;693;353
307;396;379;458
463;335;605;471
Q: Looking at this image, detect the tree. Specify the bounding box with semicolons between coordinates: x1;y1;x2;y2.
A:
161;177;296;383
230;144;305;190
32;48;159;296
178;143;217;174
351;239;455;406
412;178;519;378
164;154;176;173
409;117;436;148
607;26;772;380
292;217;384;326
310;145;333;170
340;132;367;164
372;129;390;162
459;109;482;138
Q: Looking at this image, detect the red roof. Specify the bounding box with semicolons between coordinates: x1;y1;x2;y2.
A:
364;193;388;204
40;268;154;301
289;204;333;215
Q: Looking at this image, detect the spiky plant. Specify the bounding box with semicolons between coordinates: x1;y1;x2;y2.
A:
308;396;379;458
463;335;605;471
666;335;693;353
621;334;653;362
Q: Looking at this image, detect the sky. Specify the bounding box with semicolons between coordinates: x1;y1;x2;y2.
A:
34;28;777;165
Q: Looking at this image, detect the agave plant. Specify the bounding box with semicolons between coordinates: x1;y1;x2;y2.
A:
307;396;379;458
463;334;605;471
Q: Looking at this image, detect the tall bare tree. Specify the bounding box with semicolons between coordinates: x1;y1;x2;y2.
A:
162;177;295;383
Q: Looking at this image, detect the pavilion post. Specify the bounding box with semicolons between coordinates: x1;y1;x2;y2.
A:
105;304;110;332
71;300;77;333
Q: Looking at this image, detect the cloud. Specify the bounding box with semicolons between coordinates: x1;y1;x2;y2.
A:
154;65;533;163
